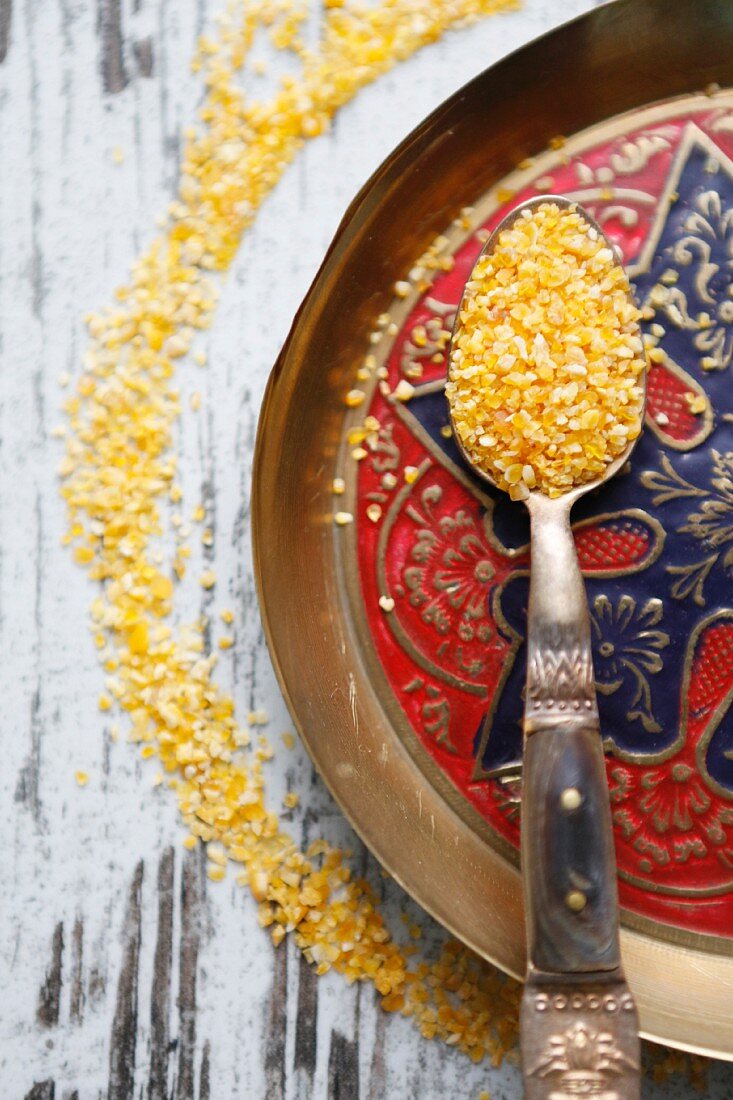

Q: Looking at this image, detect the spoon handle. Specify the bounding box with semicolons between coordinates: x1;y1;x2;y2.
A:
522;496;617;972
519;495;640;1098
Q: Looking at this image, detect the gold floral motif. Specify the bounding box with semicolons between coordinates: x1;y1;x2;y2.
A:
403;676;454;750
611;759;733;876
574;131;671;188
609;133;671;175
375;465;490;697
570;144;669;236
643;450;733;606
653;190;733;370
403;486;494;663
591;595;669;733
370;422;400;473
596;205;639;228
641;452;708;506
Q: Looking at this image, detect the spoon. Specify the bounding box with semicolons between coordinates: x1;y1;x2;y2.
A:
447;195;642;1099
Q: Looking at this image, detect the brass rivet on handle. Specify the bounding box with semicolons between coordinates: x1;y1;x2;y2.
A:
560;786;582;811
565;889;588;912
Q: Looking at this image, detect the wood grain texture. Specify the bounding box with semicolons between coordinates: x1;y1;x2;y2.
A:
0;1;11;66
1;0;733;1096
108;860;143;1100
149;848;174;1100
97;0;128;93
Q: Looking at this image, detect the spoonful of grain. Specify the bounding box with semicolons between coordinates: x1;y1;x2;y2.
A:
446;197;644;1100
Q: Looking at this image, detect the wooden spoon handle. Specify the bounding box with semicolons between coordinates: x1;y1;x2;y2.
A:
521;721;620;974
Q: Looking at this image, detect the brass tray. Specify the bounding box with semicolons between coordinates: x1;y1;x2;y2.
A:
253;0;733;1059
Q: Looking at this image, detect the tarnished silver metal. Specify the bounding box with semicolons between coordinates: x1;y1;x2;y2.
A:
447;195;642;1099
520;977;640;1100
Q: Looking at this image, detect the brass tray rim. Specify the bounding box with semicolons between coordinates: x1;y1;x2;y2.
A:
253;0;733;1060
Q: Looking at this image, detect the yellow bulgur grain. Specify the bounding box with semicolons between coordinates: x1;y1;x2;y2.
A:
446;202;645;500
247;708;269;727
393;379;415;402
345;388;366;408
686;393;707;415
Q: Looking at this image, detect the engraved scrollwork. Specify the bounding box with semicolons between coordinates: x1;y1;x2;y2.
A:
597;205;638;228
403;676;455;751
642;449;733;607
591;595;669;734
527;1020;639;1099
574;131;670;189
651;189;733;370
402;486;495;670
370;423;400;474
609;611;733;882
526;624;596;720
609;133;671;175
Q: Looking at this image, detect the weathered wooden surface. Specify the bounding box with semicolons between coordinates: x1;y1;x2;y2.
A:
2;0;733;1095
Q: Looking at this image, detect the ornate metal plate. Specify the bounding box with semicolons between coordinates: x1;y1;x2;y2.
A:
253;0;733;1058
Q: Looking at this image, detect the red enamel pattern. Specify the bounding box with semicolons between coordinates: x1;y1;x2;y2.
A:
354;105;733;941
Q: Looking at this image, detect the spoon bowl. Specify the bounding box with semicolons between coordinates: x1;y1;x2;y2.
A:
447;193;647;510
